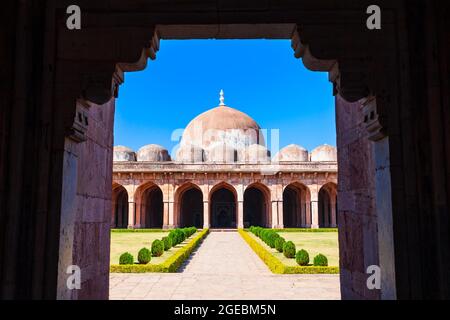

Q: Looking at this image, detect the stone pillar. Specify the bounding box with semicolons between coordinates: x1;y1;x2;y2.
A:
277;200;283;229
163;201;170;229
203;201;210;229
310;188;319;229
237;200;244;228
168;201;175;227
271;201;278;228
330;197;337;228
127;202;135;229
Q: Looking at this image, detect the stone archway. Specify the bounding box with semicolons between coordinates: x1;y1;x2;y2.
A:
318;183;337;228
176;183;204;228
112;184;129;228
244;183;271;228
3;1;450;301
134;183;164;229
209;183;237;229
283;182;311;228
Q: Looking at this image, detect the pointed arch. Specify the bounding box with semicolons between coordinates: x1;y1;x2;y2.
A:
243;182;271;227
209;182;237;228
283;182;311;228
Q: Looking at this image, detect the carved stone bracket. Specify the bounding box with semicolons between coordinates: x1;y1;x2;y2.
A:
360;95;387;141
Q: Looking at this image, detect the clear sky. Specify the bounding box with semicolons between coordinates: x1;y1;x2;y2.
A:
114;39;336;155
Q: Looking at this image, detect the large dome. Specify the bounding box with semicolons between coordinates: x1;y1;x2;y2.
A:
310;144;337;162
179;91;265;157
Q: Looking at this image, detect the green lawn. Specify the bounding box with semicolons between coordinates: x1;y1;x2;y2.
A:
249;231;339;267
110;231;192;265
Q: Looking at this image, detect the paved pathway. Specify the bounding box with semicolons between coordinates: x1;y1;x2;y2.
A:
109;231;340;300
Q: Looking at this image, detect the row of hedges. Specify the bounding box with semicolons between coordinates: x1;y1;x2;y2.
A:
249;226;330;266
118;227;198;265
242;228;338;274
111;229;209;273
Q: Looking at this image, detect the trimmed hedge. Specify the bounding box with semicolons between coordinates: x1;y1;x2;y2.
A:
283;241;296;258
137;248;151;264
295;249;309;266
162;236;172;251
314;253;329;266
119;252;134;265
110;229;209;273
239;229;339;274
275;237;285;253
151;239;164;257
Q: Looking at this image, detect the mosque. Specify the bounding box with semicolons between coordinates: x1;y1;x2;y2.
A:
112;91;338;230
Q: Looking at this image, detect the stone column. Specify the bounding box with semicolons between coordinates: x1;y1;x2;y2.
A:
237;200;244;228
310;188;319;229
127;202;135;229
277;200;283;229
271;201;278;228
168;201;175;228
203;201;210;229
163;201;170;229
330;197;337;227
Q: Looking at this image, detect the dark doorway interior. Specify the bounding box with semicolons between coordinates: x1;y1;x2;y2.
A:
180;188;203;228
210;188;236;228
244;187;266;227
113;186;128;228
283;186;300;228
143;187;163;228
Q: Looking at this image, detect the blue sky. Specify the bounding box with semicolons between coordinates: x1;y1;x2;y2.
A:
114;40;336;155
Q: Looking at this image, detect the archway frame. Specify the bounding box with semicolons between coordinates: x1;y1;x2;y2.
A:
244;182;272;228
174;182;203;227
134;181;164;228
209;181;238;229
9;1;446;301
283;181;311;228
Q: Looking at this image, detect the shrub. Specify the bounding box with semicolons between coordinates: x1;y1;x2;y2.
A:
295;249;310;266
162;236;172;251
119;252;134;265
283;241;296;258
275;237;285;253
137;247;151;264
151;239;164;257
313;254;328;266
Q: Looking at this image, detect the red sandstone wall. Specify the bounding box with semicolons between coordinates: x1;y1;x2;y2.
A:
335;95;380;299
72;99;115;299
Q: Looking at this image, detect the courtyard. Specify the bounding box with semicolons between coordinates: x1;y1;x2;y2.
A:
109;231;341;300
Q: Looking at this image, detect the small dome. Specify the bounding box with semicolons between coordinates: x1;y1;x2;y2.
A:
113;145;136;162
176;144;205;163
137;144;171;162
239;144;271;163
206;142;237;163
273;144;308;162
310;144;337;161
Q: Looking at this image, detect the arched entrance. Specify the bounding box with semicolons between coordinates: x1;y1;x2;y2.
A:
318;183;338;228
112;184;128;228
210;184;237;228
179;186;203;228
141;186;163;228
135;183;164;228
244;184;270;227
283;183;311;228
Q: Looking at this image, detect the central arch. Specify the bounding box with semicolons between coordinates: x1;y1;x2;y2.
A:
209;182;237;228
175;183;204;228
244;183;271;228
283;182;311;228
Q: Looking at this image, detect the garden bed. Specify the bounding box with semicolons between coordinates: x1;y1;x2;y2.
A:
239;229;339;274
110;228;209;273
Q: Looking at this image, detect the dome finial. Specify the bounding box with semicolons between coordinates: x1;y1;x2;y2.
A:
219;89;225;106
